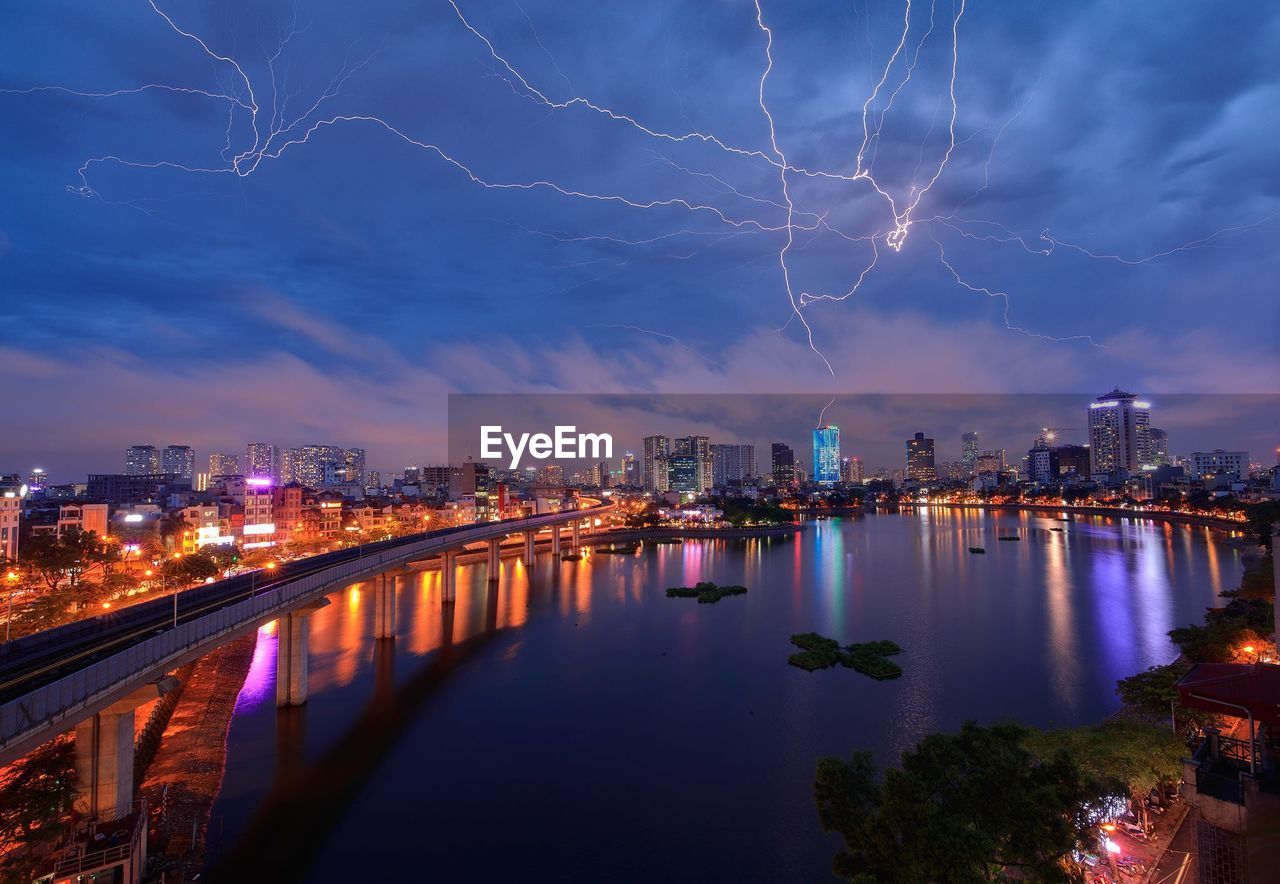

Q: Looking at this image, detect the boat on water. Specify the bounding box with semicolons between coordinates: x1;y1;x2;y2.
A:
968;546;986;554
998;536;1021;541
597;544;640;554
652;537;683;545
560;551;583;561
1050;527;1064;532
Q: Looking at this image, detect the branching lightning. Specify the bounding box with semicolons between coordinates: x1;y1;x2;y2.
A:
4;0;1274;377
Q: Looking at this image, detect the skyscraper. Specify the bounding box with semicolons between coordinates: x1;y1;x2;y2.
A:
906;433;936;481
771;442;795;488
124;445;159;475
343;448;367;485
1087;389;1151;475
621;451;641;487
711;443;756;487
643;435;671;492
245;442;278;481
812;426;840;486
962;432;979;476
298;444;344;487
161;444;195;480
1148;427;1169;466
209;452;239;477
673;436;712;492
840;455;864;484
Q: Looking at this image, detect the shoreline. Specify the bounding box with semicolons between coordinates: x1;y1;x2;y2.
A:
895;501;1250;535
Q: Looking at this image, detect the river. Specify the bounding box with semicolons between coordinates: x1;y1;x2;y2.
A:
205;508;1242;882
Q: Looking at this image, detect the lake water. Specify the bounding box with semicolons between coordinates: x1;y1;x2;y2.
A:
205;509;1242;882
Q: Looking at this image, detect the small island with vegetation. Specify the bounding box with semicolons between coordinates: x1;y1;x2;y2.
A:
665;581;748;604
788;633;903;679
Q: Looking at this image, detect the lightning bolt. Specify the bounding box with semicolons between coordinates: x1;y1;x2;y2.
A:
5;0;1272;380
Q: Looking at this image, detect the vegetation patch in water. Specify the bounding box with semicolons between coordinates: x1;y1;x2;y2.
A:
665;581;748;604
789;634;902;679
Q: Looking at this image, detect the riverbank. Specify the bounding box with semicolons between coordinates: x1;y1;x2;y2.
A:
902;501;1249;534
139;633;255;881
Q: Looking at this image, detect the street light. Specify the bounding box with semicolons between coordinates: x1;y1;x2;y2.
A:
5;571;17;643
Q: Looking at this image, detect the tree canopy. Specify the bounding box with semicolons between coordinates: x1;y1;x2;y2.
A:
814;722;1111;883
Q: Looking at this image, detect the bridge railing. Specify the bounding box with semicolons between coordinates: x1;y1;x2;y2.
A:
0;506;607;758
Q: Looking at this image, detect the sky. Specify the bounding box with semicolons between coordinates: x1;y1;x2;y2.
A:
1;0;1277;480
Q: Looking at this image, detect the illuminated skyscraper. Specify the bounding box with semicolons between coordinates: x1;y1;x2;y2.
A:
1148;427;1169;466
812;426;840;486
962;432;979;475
161;444;194;480
711;443;756;487
209;452;239;477
621;451;641;487
906;433;936;481
245;442;279;481
771;442;796;488
124;445;159;476
643;435;671;492
1087;389;1151;475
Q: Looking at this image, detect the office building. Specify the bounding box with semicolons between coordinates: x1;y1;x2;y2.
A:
161;444;195;480
643;435;671;492
812;427;840;486
27;468;47;494
975;450;1006;475
1087;389;1151;475
86;473;188;503
771;442;796;488
906;433;936;482
621;451;641;487
673;436;712;492
667;455;702;493
124;445;160;476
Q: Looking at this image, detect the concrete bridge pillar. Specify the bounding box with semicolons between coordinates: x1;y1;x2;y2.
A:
523;530;536;563
551;526;562;557
487;539;501;583
374;573;396;639
441;549;457;602
74;677;178;818
276;600;328;707
571;519;581;550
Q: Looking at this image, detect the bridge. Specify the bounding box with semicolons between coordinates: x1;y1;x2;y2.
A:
0;502;611;820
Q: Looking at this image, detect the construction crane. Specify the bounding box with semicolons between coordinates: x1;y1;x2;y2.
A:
1036;426;1077;446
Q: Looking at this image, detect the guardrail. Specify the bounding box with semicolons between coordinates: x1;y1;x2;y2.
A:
0;506;607;762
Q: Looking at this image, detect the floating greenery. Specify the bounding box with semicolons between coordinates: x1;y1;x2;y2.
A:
788;633;902;679
665;581;749;604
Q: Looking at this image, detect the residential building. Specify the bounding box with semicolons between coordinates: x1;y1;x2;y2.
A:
841;455;864;484
245;442;278;482
57;503;109;537
86;473;187;503
161;444;195;480
711;443;756;488
962;432;979;476
242;478;276;548
209;452;239;477
1189;450;1249;481
124;445;159;476
0;484;22;561
643;435;671;492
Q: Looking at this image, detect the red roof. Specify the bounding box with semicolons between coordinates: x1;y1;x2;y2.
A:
1177;663;1280;730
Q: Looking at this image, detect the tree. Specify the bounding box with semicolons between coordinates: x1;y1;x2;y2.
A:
0;737;76;883
1028;721;1185;828
1116;661;1215;733
815;722;1110;883
1244;501;1280;551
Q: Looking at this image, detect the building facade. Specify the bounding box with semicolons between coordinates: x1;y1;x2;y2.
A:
771;442;796;488
643;435;671;492
812;427;841;486
124;445;160;476
1087;389;1151;475
906;433;936;482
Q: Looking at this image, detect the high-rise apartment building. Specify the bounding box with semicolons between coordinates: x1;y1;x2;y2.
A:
961;432;979;476
1148;427;1169;466
209;452;239;477
245;443;278;481
125;445;160;476
812;426;840;486
1189;450;1248;480
1087;389;1151;475
643;435;671;492
840;455;864;484
298;445;344;487
906;433;936;482
343;448;367;486
621;451;641;487
161;444;195;480
771;442;796;488
711;443;756;488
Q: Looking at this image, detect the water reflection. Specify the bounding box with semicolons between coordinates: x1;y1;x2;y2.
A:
209;512;1241;883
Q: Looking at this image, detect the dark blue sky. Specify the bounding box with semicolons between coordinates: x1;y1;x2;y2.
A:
1;0;1277;478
